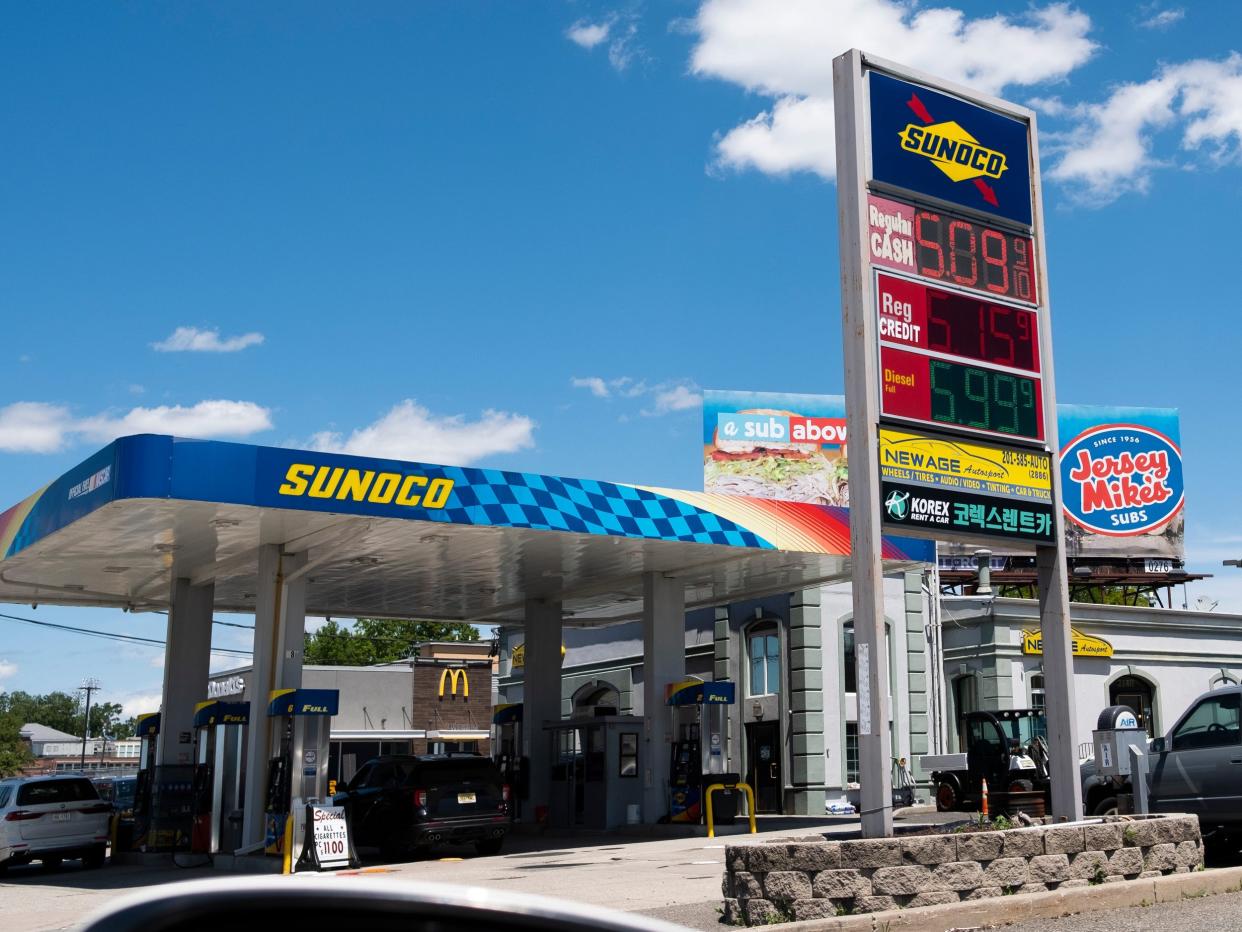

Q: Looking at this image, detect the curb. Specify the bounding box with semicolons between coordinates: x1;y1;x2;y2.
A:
769;866;1242;931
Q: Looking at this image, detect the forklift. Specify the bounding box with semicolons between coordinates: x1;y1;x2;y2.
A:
923;709;1050;814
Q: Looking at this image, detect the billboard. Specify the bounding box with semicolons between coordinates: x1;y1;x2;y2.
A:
703;391;1185;560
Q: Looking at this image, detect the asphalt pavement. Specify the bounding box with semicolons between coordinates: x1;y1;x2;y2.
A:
988;889;1242;932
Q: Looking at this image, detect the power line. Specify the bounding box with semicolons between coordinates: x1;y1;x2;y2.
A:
0;611;252;656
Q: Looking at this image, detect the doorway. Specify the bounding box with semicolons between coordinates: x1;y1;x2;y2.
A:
1110;675;1157;737
745;721;782;813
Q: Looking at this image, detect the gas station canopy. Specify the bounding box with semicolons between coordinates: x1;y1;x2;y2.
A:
0;435;932;623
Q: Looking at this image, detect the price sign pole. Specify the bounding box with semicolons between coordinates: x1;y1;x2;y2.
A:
833;49;1081;835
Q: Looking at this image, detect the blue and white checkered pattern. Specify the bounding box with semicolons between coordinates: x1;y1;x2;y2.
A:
428;466;772;548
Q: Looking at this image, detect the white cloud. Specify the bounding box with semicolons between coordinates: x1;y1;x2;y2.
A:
309;400;535;466
0;402;75;453
152;326;265;353
1139;7;1184;30
1048;54;1242;204
566;19;611;49
119;691;163;719
565;13;642;72
0;399;273;452
78;400;274;441
644;385;702;416
0;659;17;680
690;0;1097;180
571;376;611;398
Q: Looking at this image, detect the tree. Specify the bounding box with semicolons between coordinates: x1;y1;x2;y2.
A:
303;618;480;666
0;707;32;777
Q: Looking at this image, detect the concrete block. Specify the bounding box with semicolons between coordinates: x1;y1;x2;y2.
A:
811;869;872;899
840;838;905;867
790;733;825;756
1138;870;1162;879
1107;846;1144;876
957;832;1004;861
907;653;927;674
1143;843;1177;872
908;713;929;734
908;692;928;714
964;885;1004;900
1001;828;1047;858
899;834;955;865
906;891;961;908
790;712;823;734
745;899;779;925
789;626;821;650
763;870;811;904
793;899;839;921
1043;825;1086;855
982;856;1029;887
790;669;823;692
1084;821;1124;852
1018;882;1048;894
871;865;931;895
1069;850;1109;880
1177;839;1204;870
1028;854;1070;883
748;842;840;872
906;631;925;653
1125;816;1188;847
721;898;741;926
853;895;899;913
928;860;984;891
725;846;748;872
1059;879;1091;888
1103;874;1126;883
729;871;763;898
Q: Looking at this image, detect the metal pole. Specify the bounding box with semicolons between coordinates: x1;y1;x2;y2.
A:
79;678;100;771
834;48;893;838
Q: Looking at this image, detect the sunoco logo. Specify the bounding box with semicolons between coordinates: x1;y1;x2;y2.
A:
884;490;910;520
899;92;1006;208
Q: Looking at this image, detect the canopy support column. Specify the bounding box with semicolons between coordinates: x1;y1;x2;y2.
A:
522;598;562;822
156;577;214;765
642;572;685;822
240;545;308;849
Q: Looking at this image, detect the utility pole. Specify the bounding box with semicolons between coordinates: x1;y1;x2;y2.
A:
79;678;100;771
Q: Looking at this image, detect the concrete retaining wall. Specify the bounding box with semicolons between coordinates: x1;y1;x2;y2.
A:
722;815;1203;925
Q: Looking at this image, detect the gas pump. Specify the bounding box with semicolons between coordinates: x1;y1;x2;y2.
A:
190;701;249;854
126;712;160;851
263;688;338;858
492;703;525;820
666;680;738;823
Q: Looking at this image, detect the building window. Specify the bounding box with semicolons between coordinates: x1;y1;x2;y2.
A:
845;723;859;784
843;621;893;695
1211;672;1239;689
748;625;780;697
1030;674;1046;711
619;733;638;778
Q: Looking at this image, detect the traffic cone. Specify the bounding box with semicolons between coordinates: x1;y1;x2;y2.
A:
981;778;990;819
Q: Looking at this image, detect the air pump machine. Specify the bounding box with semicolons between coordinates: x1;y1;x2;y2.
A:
190;700;249;854
263;688;338;857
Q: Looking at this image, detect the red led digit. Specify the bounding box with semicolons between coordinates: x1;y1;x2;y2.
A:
990;306;1016;367
915;211;945;279
1013;239;1033;302
982;229;1009;295
948;220;977;286
927;295;951;351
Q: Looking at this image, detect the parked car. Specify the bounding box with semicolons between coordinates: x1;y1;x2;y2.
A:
1147;685;1242;847
332;754;509;860
0;774;113;870
91;775;138;817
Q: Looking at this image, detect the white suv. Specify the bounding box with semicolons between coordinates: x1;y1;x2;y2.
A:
0;774;112;870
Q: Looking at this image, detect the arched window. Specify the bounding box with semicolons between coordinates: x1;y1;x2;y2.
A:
1210;671;1239;690
572;682;620;716
1109;674;1158;738
842;620;893;694
747;623;780;697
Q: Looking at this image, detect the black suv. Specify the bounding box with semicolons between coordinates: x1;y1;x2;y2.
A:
333;755;509;860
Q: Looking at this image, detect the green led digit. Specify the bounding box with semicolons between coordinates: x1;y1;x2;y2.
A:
964;366;990;429
995;373;1019;434
930;359;956;425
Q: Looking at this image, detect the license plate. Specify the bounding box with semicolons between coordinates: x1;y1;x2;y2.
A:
53;812;71;822
457;792;476;805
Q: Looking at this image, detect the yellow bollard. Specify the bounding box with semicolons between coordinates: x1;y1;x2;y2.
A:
281;814;295;875
705;782;758;838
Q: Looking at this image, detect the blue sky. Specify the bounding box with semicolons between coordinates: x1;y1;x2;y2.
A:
2;1;1241;717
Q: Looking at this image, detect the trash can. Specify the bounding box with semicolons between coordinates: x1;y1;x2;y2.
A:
707;773;740;826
